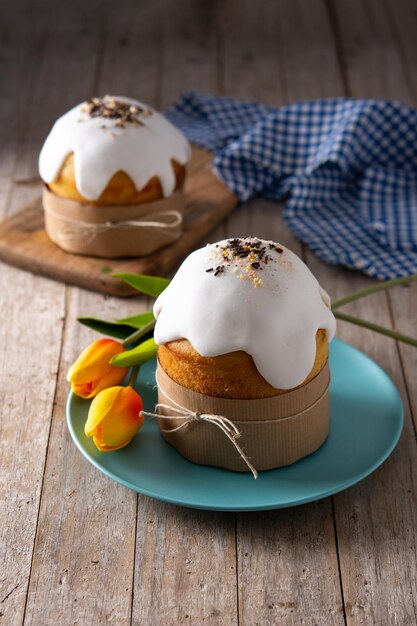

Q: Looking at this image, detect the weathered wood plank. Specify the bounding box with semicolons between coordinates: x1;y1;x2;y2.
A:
271;0;344;102
0;20;45;218
134;501;238;626
13;1;104;187
388;283;417;428
23;288;140;626
0;265;66;625
307;256;417;626
0;15;69;626
382;0;417;103
236;502;345;626
316;1;417;623
131;4;237;625
159;0;220;108
97;1;161;106
221;2;346;624
19;6;141;625
330;0;413;106
2;5;136;626
221;0;285;106
228;206;346;626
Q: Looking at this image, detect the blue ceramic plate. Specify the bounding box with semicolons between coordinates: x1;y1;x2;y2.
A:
67;339;403;511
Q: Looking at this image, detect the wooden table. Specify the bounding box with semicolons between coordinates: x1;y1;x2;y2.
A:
2;1;417;624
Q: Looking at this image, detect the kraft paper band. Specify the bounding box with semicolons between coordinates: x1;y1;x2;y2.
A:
42;186;185;258
155;361;331;473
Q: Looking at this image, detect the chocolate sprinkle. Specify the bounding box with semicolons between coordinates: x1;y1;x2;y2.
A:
81;96;152;129
206;237;284;283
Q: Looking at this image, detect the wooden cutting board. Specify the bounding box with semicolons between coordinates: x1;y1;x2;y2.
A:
0;147;238;296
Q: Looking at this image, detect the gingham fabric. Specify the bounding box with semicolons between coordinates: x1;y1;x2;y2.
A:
166;93;417;278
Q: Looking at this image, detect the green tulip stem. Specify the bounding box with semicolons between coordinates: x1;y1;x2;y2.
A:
122;319;156;347
128;366;140;388
331;274;417;309
334;311;417;348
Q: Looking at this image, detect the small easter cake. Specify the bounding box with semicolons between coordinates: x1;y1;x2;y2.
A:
39;95;190;257
153;237;336;474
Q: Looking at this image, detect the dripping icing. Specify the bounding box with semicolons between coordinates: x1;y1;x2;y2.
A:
39;95;190;200
153;238;336;390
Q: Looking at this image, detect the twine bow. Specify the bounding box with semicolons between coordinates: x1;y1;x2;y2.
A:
44;204;183;244
140;392;258;479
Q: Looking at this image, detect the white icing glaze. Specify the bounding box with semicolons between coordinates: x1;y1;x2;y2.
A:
153;238;336;390
39;96;190;200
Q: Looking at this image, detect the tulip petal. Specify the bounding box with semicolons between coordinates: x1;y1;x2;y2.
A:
97;387;143;448
86;386;144;451
73;365;128;400
68;339;125;385
72;378;101;399
92;435;133;452
86;366;129;399
84;386;123;436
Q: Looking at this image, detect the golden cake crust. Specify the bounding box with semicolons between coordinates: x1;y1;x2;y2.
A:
158;329;328;399
47;153;186;205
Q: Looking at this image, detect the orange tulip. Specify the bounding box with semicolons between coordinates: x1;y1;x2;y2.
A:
84;385;144;452
67;339;128;399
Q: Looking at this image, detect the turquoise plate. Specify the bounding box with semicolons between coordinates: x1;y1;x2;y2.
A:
66;339;404;511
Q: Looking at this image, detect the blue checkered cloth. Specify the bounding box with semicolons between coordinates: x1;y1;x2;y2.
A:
166;93;417;279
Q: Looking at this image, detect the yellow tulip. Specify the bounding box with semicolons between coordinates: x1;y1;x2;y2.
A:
67;338;128;399
84;385;144;452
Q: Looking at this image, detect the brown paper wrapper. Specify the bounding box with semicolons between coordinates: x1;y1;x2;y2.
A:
42;187;185;258
156;361;331;472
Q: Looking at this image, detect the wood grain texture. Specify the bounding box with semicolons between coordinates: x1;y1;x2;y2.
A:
131;5;238;626
0;16;45;219
133;501;238;626
315;1;417;623
0;14;69;626
307;257;417;626
221;2;345;624
19;6;144;625
23;289;140;626
329;0;412;106
0;263;66;625
221;0;285;106
98;1;162;104
382;0;417;104
2;0;417;624
226;203;346;626
159;0;220;108
12;0;104;186
2;6;137;626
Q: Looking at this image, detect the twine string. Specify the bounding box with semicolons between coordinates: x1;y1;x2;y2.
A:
140;375;258;479
44;204;183;244
141;406;258;480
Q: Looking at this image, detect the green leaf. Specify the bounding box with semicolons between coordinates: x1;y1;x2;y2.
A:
116;311;155;327
77;317;137;339
112;273;170;297
77;310;154;339
111;338;158;367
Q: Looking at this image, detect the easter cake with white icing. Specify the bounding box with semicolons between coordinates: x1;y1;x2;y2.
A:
39;95;190;205
152;237;336;473
38;96;190;257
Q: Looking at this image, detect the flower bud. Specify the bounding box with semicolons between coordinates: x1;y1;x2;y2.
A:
67;339;128;399
84;385;144;452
